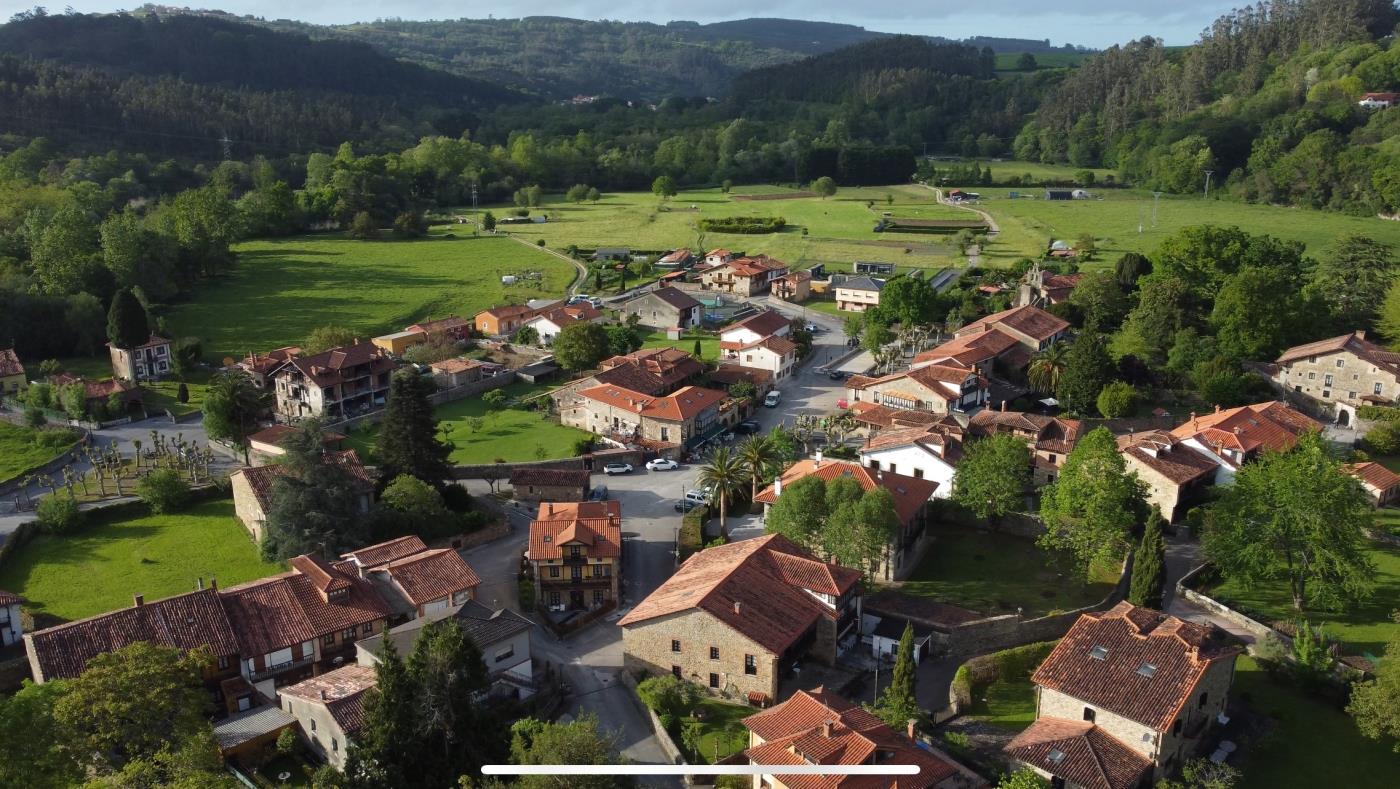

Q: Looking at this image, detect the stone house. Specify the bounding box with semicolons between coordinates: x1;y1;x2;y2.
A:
1272;331;1400;426
1117;431;1218;522
701;256;788;296
703;248;735;268
510;467;590;502
0;348;26;396
1343;461;1400;506
364;547;481;620
834;276;884;312
970;408;1082;486
550;347;704;418
278;665;376;769
1;589;25;647
474;304;536;337
235;346;301;389
741;687;969;788
1016;264;1084;307
528;500;623;612
1005;602;1241;789
1168;402;1319;485
771;269;812;303
859;420;966;498
620;534;861;706
270;342;395;421
230;450;374;542
109;334;173;381
357;599;535;697
916;304;1070;375
245;425;347;464
561;383;733;449
724;335;799;382
619;287;703;330
846;360;988;416
429;357;487;388
753;457;940;582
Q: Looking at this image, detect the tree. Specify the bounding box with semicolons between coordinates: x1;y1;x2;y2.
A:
880;276;939;327
693;338;703;359
862;320;894;356
1096;381;1137;418
1039;427;1146;575
136;469;191;514
953;433;1031;527
481;389;507;413
651;175;678;201
261;421;371;560
1367;420;1400;454
606;323;643;356
392;211;425;238
509;714;633;789
481;211;496;232
304;324;356;354
36;495;83;534
566;184;590;203
1066;272;1127;331
1209;266;1307;360
380;474;451;535
824;488;898;580
636;674;700;721
106;287;149;365
1348;613;1400;752
1129;507;1167;608
376;369;453;486
998;770;1050;789
1056;334;1113;415
176;381;190;403
1027;342;1068;394
1154;225;1307;301
1113;252;1151;290
553;322;611;370
349;211;379;240
1113;275;1196;366
737;435;780;502
53;643;212;772
1014;52;1038;71
1204;432;1376;611
1156;758;1241;789
345;637;416;788
764;475;827;547
587;187;601;203
1308;235;1395;329
0;680;80;788
202;371;267;465
872;622;921;730
698;446;746;530
811;176;837;198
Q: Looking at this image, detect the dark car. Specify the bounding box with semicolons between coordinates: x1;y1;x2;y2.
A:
734;420;762;435
846;337;860;347
828;370;849;381
588;485;609;501
674;499;700;513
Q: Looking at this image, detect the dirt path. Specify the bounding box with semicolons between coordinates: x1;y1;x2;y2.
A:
928;186;1001;234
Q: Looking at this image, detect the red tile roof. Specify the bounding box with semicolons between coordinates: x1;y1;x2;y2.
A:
477;304;535;320
754;459;938;525
578;383;729;422
847;361;982;402
247;425;348;448
0;348;23;378
724;256;788;278
510;467;590;489
1005;718;1152;789
1032;601;1241;732
340;536;429;569
430;357;484;374
914;327;1020;367
619;535;858;655
740;335;800;356
528;500;623;561
1170;401;1319;457
279;342;394;388
861;424;963;463
1118;431;1218;485
377;548;482;606
598;347;703;393
220;578;318;657
742;687;958;789
958;305;1068;343
406;315;469;334
233;450;373;511
971;410;1082;453
24;588;240;681
1276;331;1400;379
725;310;793;339
279;664;377;736
1343;461;1400;492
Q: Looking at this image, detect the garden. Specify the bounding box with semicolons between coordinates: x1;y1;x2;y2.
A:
635;674;752;765
902;525;1119;619
949;641;1057;732
0;421;81;485
639;328;721;362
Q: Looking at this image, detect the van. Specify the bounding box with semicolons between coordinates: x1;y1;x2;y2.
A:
684;489;711;505
764;391;782;408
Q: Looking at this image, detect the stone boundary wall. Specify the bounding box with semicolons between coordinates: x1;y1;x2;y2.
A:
619;670;687;766
450;448;643;481
1176;562;1281;645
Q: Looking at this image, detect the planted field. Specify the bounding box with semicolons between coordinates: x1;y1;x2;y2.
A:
0;422;81;484
0;499;282;623
165;232;576;360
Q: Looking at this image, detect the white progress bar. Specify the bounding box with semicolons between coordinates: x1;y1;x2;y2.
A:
483;765;922;776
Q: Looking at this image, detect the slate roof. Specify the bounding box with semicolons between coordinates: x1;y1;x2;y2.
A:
528;500;623;561
1031;601;1241;732
837;276;885;293
1005;718;1152;789
742;687;957;789
377;548;482;606
509;467;590;488
1170;401;1319;457
0;347;23;378
754;459;938;525
213;705;296;750
630;286;701;311
1275;331;1400;378
958;305;1068;343
279;664;377;736
1118;431;1218;485
619;535;858;655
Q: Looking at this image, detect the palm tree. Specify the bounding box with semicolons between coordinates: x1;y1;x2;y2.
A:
1028;341;1069;395
736;435;779;502
203;371;270;465
698;445;747;532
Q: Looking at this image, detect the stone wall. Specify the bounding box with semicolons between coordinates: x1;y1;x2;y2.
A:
428;371;517;406
619;670;687;766
622;609;780;703
1176;563;1280;644
450;448;645;481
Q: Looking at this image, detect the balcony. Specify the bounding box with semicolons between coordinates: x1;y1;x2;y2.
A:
248;655;315;683
562;554;588;565
540;575;612;588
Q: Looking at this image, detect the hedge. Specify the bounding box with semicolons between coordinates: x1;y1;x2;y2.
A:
1358;404;1400;422
696;216;786;234
953;640;1060;706
678;506;708;563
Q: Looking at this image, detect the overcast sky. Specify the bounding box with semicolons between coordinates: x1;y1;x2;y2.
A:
1;2;1246;48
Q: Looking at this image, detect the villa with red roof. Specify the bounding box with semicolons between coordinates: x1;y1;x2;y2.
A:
914;304;1069;374
620;534;860;705
559;383;735;451
528;500;623;612
1006;602;1241;789
1343;461;1400;506
858;417;968;499
701;255;788;296
1272;330;1400;426
269;341;395;420
1168;401;1319;483
719;309;794;351
846;359;988;416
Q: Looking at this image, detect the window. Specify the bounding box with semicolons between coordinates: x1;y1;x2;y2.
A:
571;566;582;581
1324;390;1332;398
744;654;757;675
672;640;682;653
569;546;581;558
1308;372;1316;380
1325;374;1334;386
496;646;515;663
1083;707;1096;723
549;566;560;578
332;738;338;753
913;468;924;479
322;634;335;647
342;627;357;642
549;592;560;606
888;464;896;475
1199;692;1208;708
868;460;881;472
217;655;229;670
310;719;317;732
709;673;720;688
452;591;469;605
710;646;720;660
1137;662;1158;678
1377;382;1385;395
672;665;682;678
363;622;374;635
1336;359;1345;367
593;589;604;605
1350;392;1357;400
1089;645;1109;660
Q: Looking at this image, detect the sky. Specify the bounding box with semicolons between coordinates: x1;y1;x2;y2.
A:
1;1;1249;48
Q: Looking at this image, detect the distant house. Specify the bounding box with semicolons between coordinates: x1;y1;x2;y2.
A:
230;450;374;542
970;408;1082;486
1343;461;1400;507
1017;264;1085;307
246;425;348;464
404;315;471;341
551;347;704;422
853;261;897;275
520;303;604;345
1045;189;1074;200
834;276;884;312
718;310;793;352
915;305;1069;374
1273;330;1400;426
279;665;377;769
510;468;590;502
475;305;537;337
1359;92;1400;109
723;334;799;382
655;249;694;269
49;374;145;418
270;342;395;421
109;334;173;382
235;346;301;389
370;329;425;356
701;255;788;296
1;589;24;647
593;247;631;261
772;269;812;303
561;383;732;450
357;599;535;697
529;500;623;611
846;360;988;416
0;348;25;396
1169;401;1319;484
703;248;734;268
619;287;702;330
429;357;488;389
859;419;966;498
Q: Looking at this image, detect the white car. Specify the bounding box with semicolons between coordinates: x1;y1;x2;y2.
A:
804;323;820;332
646;458;679;471
602;462;633;475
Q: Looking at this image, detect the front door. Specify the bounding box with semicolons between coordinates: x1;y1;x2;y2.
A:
570;591;585;610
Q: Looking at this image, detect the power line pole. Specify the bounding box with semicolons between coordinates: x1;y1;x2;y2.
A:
1203;170;1214;200
219;131;232;161
1151;191;1162;227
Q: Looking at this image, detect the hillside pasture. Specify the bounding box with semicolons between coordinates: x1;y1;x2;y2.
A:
165;232;576;359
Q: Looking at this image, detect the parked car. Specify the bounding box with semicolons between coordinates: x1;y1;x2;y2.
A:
735;420;762;434
569;293;592;304
805;323;820;332
603;462;633;475
846;337;860;347
828;370;849;381
684;489;711;505
764;390;782;408
588;485;609;501
646;458;679;471
674;499;700;513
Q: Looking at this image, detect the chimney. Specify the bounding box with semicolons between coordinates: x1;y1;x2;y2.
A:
815;449;823;467
318;689;326;701
774;477;783;496
907;719;917;740
133;594;144;607
196;577;203;591
821;720;833;738
1358;330;1366;339
734;601;742;615
1001;400;1007;412
209;577;217;591
1214;404;1222;414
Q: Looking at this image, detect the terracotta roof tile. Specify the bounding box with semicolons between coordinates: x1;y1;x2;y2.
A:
0;588;23;606
406;315;469;334
753;459;938;525
340;536;429;569
529;500;622;561
1118;432;1217;485
726;310;793;339
958;305;1068;343
0;348;23;378
510;467;590;488
1170;401;1319;457
377;549;482;606
1275;331;1400;379
220;578;318;657
914;327;1021;367
1343;461;1400;492
280;342;393;388
279;664;377;735
1005;718;1152;789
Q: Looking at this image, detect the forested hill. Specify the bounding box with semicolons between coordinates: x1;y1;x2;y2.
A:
0;12;521;105
730;36;996;103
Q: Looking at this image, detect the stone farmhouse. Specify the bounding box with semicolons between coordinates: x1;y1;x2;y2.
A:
1016;265;1084;307
754;456;940;582
230;450;374;542
270;341;395;421
701;255;788;296
772;269;812;303
1272;330;1400;426
278;664;375;769
510;467;590;502
741;687;970;789
846;360;989;416
915;305;1069;375
619;286;703;330
528;500;623;612
559;383;734;451
1117;431;1219;522
1006;602;1241;789
620;534;860;706
970;408;1082;486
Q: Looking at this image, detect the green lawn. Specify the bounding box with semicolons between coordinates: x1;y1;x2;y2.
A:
687;698;753;765
993;52;1093;71
141;372;211;418
1205;542;1400;657
1376;507;1400;537
346;381;592;465
53;355;115;380
903;526;1119;618
1233;656;1400;789
640;329;721;363
0;422;81;484
0;499;283;623
966;676;1037;731
165;232;576;360
934;158;1115;185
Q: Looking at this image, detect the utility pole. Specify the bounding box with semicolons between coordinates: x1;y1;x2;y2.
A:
219;131;232;161
471;183;479;216
1151;191;1162;227
1203;170;1214;200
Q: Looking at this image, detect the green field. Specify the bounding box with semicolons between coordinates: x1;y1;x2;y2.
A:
1206;542;1400;658
482;186;962;273
346;380;591;465
0;499;283;623
993;52;1093;71
1233;656;1400;788
640;329;721;363
934;158;1116;185
685;698;752;764
142;372;211;418
0;422;81;484
166;232;577;360
966;674;1037;731
903;526;1119;618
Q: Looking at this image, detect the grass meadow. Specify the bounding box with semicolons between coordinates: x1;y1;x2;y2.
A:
0;499;282;623
165;231;576;360
0;422;81;484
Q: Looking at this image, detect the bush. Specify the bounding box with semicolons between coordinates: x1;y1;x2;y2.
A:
697;216;786;234
1358;404;1400;422
136;469;192;514
950;665;973;708
1096;381;1137;418
518;573;535;610
637;674;700;720
24;407;45;427
440;483;474;513
1365;420;1400;454
276;727;299;755
36;495;84;534
678;505;707;562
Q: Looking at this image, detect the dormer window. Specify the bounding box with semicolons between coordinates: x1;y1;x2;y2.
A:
1137;662;1158;678
543;536;552;543
1047;748;1066;765
1089;645;1109;660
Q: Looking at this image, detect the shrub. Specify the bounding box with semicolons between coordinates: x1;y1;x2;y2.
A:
637;674;701;720
1095;381;1137;418
136;469;192;514
1365;420;1400;454
678;506;707;562
697;216;786;234
440;483;474;513
950;665;973;708
176;382;190;403
24;407;45;427
276;727;299;755
36;495;84;534
1358;404;1400;422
